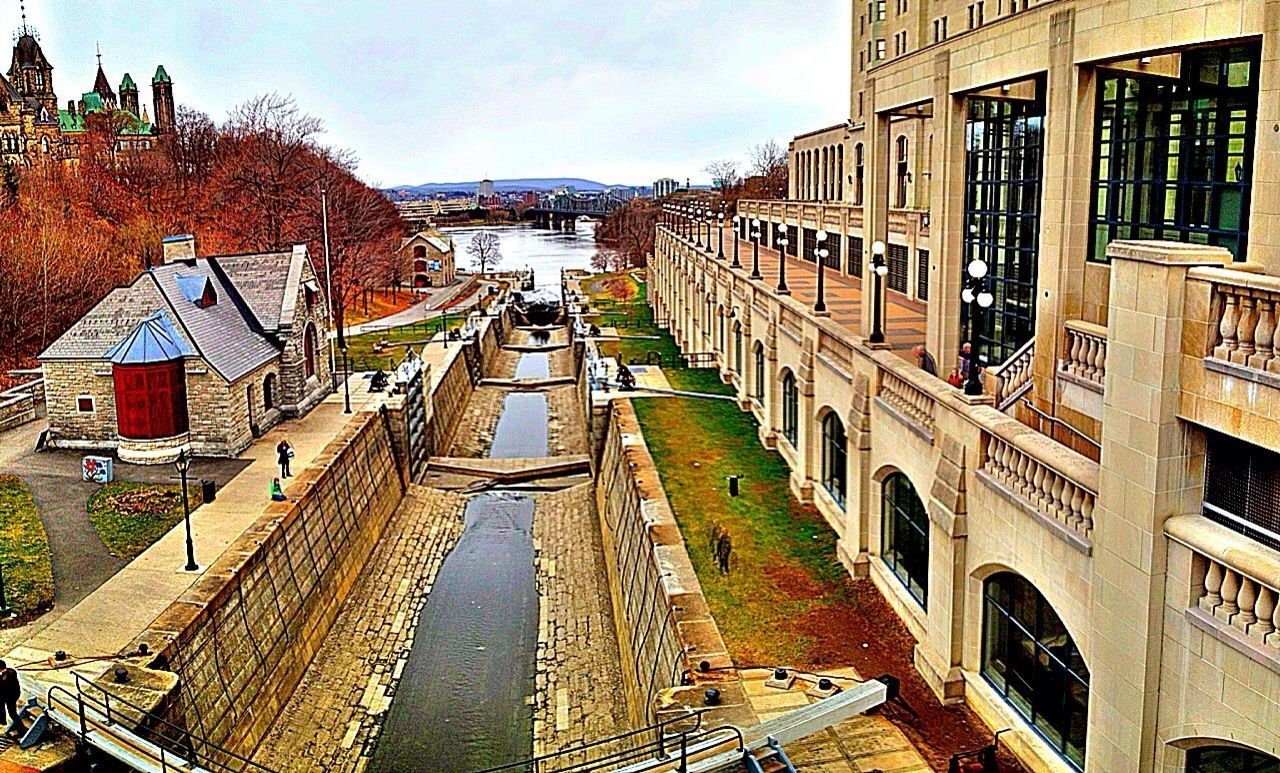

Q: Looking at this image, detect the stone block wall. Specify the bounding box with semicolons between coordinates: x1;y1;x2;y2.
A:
133;409;406;761
594;400;755;731
42;359;117;447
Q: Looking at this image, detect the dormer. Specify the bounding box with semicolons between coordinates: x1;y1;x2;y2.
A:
176;274;217;309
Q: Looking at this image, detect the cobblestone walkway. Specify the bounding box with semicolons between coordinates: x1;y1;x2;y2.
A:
532;483;629;760
253;486;468;772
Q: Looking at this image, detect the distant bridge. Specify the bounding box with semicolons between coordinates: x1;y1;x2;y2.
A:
529;192;628;230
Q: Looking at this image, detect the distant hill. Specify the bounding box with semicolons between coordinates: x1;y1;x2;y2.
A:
386;178;631;196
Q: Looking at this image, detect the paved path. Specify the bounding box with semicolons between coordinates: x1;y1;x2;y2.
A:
346;280;486;336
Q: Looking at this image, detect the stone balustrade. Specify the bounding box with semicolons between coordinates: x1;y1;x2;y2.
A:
980;433;1096;543
1061;320;1108;388
987;339;1035;410
878;369;936;437
1200;269;1280;374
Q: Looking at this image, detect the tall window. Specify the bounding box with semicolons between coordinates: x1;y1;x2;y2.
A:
848;236;864;277
962;91;1045;365
916;249;930;301
896;136;910;206
1090;44;1259;262
753;343;765;402
304;323;318;379
837;144;844;199
887;244;909;293
718;308;726;352
881;473;929;607
733;323;743;374
821;413;847;508
781;371;798;447
854;143;866;205
1203;430;1280;551
1187;747;1280;773
983;573;1089;769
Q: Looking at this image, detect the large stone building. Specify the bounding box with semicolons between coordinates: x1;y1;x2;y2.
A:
39;235;332;463
397;230;457;288
654;1;1280;771
1;19;175;165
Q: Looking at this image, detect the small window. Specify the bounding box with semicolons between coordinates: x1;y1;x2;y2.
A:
77;396;95;413
876;39;886;59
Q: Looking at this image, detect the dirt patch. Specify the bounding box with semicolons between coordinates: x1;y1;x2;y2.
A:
763;564;827;601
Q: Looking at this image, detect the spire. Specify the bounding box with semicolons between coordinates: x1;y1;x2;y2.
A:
152;64;171;84
91;44;115;107
16;0;31;37
120;72;135;91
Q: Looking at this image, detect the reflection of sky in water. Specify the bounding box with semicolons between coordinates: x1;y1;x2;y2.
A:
443;222;598;291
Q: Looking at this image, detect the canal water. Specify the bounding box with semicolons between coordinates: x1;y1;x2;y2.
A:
514;352;550;379
371;492;538;771
444;222;598;291
489;393;550;458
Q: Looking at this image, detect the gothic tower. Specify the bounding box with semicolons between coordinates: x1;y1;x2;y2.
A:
119;72;138;116
8;25;56;117
91;50;116;110
151;65;173;132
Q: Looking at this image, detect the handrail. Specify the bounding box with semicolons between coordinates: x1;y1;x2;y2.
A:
474;710;710;773
1019;398;1102;453
45;672;278;773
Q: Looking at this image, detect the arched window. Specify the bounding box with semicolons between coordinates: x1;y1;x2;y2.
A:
983;572;1089;769
718;308;726;352
263;373;276;410
1187;747;1280;772
413;245;426;259
896;136;910;207
837;144;845;200
781;371;798;447
822;146;830;199
882;472;929;607
821;412;847;508
752;342;765;402
733;322;743;374
304;324;318;379
854;144;865;206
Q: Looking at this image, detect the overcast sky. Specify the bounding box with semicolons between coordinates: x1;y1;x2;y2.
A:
16;1;850;187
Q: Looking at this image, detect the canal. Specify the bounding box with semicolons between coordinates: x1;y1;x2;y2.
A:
444;222;598;291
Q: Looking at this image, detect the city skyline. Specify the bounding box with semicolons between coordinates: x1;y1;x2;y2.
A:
13;0;852;187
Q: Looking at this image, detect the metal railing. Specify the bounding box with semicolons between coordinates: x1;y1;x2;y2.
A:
44;671;277;773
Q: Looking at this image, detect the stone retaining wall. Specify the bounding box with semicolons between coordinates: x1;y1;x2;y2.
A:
133;409;407;761
594;400;755;731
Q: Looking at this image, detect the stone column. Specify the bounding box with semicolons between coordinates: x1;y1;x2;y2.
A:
926;50;965;371
1246;0;1280;273
1086;240;1228;772
793;342;817;503
838;370;874;578
861;78;892;340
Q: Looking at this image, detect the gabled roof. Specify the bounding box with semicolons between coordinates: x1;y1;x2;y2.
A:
11;33;50;70
92;64;115;102
399;231;454;255
214;250;294;332
104;310;192;364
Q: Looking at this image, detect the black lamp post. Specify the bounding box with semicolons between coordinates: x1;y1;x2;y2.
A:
814;230;829;315
750;220;762;279
962;255;994;396
173;450;198;572
731;216;742;268
776;224;790;295
869;239;888;344
341;345;352;414
716;212;725;260
695;208;705;249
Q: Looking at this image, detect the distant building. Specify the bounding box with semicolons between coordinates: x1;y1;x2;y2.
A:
476;178;497;206
397;230;456;289
39;235;331;463
653;178;679;198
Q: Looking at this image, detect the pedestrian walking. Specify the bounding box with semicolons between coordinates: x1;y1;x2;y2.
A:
0;660;20;736
277;439;293;478
913;345;938;376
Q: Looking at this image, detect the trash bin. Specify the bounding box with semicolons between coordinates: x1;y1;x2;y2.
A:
201;479;216;503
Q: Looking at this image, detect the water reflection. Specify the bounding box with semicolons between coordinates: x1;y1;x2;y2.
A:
489;393;549;458
514;353;550;379
444;223;597;291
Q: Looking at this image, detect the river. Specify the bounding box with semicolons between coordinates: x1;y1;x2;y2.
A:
443;222;599;291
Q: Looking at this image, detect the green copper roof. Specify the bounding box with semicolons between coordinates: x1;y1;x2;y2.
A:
56;102;153;135
57;109;84;132
120;73;136;91
81;91;105;113
152;65;171;84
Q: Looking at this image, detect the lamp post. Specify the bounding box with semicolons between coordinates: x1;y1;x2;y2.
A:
716;212;725;260
341;345;352;414
776;224;791;295
695;209;705;249
869;240;889;344
814;230;829;315
173;450;198;572
706;211;716;255
962;256;994;396
750;219;762;279
731;216;742;268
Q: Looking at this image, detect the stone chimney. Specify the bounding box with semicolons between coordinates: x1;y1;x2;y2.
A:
161;234;197;264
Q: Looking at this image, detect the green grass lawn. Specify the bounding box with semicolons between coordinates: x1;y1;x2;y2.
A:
344;316;467;371
87;482;203;560
0;474;54;618
587;270;858;667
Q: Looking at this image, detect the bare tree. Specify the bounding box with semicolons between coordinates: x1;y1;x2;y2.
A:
748;141;789;199
704;159;742;193
467;231;503;274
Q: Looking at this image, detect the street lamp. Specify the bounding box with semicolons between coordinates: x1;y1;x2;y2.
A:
173;450;198;572
869;240;889;344
716;211;725;260
341;345;352;414
731;216;742;268
750;219;762;279
776;223;791;295
695;209;705;249
815;230;829;315
706;210;716;255
962;256;995;396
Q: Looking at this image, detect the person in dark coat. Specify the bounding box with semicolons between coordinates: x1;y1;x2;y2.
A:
0;660;20;734
913;345;938;376
277;440;293;478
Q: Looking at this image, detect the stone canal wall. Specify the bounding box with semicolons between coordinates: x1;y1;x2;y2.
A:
425;311;506;456
132;409;407;761
594;400;755;730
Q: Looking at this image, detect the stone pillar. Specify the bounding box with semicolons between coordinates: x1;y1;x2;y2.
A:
1246;0;1280;273
839;371;874;578
1086;240;1228;772
861;79;892;340
926;51;965;372
793;343;817;503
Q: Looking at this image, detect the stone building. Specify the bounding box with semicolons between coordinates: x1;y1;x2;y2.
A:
656;1;1280;771
397;230;457;289
39;235;332;463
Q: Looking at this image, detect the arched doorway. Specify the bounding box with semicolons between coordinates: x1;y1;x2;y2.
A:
882;472;928;607
780;370;798;447
304;324;318;379
263;373;276;410
982;572;1089;769
820;412;847;507
1187;746;1280;772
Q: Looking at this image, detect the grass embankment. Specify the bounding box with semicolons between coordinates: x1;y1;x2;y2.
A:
344;316;466;371
0;474;54;619
88;482;203;560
